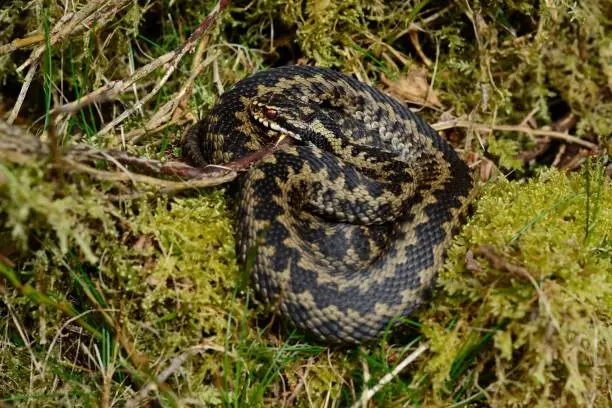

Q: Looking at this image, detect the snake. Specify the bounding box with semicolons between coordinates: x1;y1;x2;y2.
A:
182;65;473;344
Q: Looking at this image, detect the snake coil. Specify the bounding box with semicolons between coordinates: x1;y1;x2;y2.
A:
183;65;473;343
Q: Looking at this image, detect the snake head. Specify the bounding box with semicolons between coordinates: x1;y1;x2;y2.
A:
249;94;316;142
250;93;348;155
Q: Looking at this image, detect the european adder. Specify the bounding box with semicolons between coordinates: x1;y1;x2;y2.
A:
182;65;473;344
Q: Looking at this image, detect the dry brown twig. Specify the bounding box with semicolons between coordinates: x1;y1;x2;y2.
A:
92;0;231;140
352;343;429;408
126;341;232;408
119;35;218;144
4;0;229;151
0;118;235;189
432;119;598;150
15;0;132;72
7;61;39;125
126;49;221;144
283;358;314;407
50;50;175;119
516;112;579;162
1;0;235;197
0;33;44;55
3;0;133;123
0;116;297;197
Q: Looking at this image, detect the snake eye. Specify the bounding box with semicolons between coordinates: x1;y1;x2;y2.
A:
265;108;278;120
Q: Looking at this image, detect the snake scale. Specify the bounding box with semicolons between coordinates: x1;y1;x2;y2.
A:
182;65;473;344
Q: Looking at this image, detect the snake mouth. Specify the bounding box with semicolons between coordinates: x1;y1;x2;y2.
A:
250;100;302;142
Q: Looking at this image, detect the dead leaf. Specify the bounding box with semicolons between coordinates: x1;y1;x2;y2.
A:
381;70;442;108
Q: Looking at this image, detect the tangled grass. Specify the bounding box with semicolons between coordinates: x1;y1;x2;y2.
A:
0;1;610;406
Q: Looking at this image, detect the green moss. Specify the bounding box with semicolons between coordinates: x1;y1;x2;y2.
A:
0;163;112;263
1;0;611;406
1;140;610;407
0;163;244;404
123;192;241;348
414;164;611;406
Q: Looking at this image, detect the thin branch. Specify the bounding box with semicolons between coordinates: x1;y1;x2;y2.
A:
352;343;429;408
6;1;132;124
409;30;432;67
16;0;131;72
0;119;296;196
123;118;191;144
7;61;39;124
125;342;231;408
126;50;221;143
432;119;598;150
60;158;237;190
92;0;230;139
283;359;313;407
0;33;44;55
50;51;175;118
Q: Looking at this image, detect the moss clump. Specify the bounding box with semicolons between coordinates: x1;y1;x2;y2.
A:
229;0;611;151
0;163;245;404
3;158;608;407
126;193;240;347
1;0;611;406
411;164;611;406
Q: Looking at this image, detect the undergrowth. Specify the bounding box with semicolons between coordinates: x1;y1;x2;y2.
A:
1;0;611;406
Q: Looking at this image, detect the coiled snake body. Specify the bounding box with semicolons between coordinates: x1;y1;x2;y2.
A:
183;65;473;343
